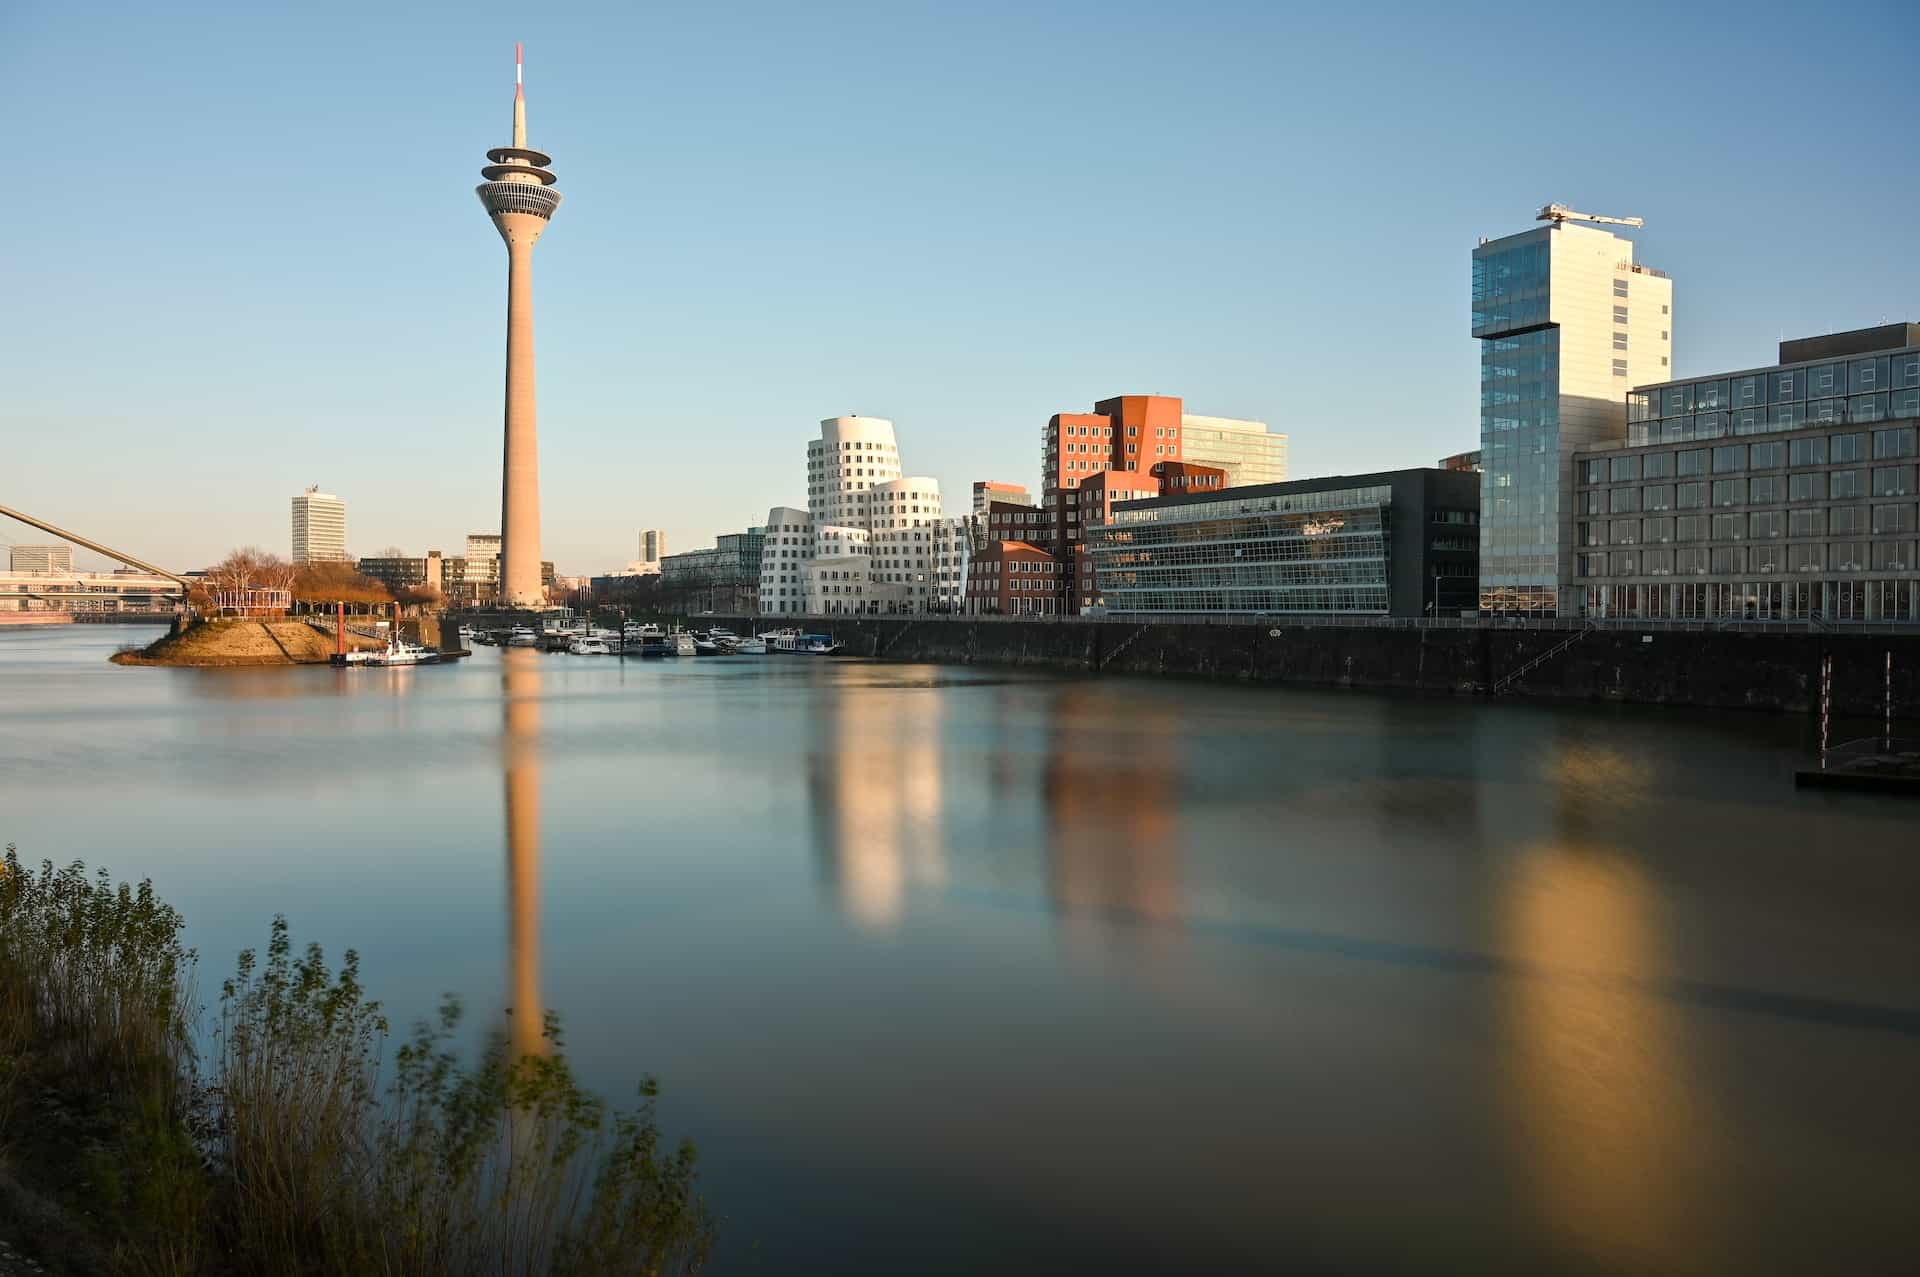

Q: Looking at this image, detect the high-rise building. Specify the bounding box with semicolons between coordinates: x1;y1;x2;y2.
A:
1041;394;1184;612
756;416;948;615
290;487;347;565
476;44;562;610
972;481;1031;515
9;545;73;574
639;528;666;565
1473;208;1672;612
1567;324;1920;622
1178;415;1289;486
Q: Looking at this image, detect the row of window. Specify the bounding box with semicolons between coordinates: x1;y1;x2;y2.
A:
1580;543;1916;576
1584;504;1918;546
1581;469;1918;515
1632;352;1920;419
1583;429;1917;485
1578;580;1919;622
1631;393;1920;444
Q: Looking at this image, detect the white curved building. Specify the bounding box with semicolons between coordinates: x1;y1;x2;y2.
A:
758;416;949;616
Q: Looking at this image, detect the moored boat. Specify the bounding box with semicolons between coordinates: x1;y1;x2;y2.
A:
335;633;442;667
567;637;612;655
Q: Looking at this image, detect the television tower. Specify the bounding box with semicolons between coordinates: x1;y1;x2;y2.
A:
476;43;561;609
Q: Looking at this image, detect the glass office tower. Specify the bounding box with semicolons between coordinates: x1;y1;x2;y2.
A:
1473;221;1672;612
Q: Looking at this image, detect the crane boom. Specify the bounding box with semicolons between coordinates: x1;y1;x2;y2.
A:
1537;203;1643;229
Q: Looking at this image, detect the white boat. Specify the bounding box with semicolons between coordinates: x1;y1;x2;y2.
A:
338;633;441;667
767;628;838;654
567;637;612;655
506;625;538;648
457;624;475;640
732;635;768;655
668;631;697;657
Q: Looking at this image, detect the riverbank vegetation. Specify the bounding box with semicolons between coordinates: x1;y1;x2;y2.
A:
0;846;711;1274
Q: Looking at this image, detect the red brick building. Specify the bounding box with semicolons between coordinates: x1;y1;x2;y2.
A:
966;540;1062;615
1043;395;1186;612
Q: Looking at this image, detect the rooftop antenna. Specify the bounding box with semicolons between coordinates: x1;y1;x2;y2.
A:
513;42;526;149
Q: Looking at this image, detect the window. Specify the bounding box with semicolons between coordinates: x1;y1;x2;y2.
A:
1873;427;1916;459
1712;513;1745;541
1676;547;1710;574
1872;504;1916;534
1831;505;1869;536
1676;482;1707;510
1789;508;1825;538
1872;542;1914;571
1613;332;1629;351
1642;452;1673;479
1578;522;1603;547
1642;484;1673;511
1830;543;1867;572
1711;479;1747;507
1613;305;1629;324
1789;544;1823;573
1610;519;1639;545
1677;449;1708;476
1830;470;1864;499
1790;473;1826;503
1612;359;1628;378
1611;551;1638;576
1807;363;1846;398
1851;394;1889;424
1613;279;1629;298
1676;515;1710;542
1610;487;1638;513
1642;549;1674;576
1749;510;1784;539
1611;456;1639;482
1749;442;1786;469
1832;432;1868;463
1712;547;1746;574
1643;516;1673;543
1750;475;1787;504
1581;459;1605;485
1712;445;1744;473
1789;437;1827;467
1873;466;1914;498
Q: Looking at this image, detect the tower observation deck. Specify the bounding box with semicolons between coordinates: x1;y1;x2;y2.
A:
477;44;561;610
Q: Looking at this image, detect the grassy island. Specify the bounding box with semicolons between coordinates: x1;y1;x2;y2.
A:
110;619;381;668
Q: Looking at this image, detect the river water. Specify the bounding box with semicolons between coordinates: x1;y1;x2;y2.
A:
2;624;1917;1273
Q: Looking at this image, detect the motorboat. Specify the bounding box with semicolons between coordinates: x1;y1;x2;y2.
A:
567;637;612;655
335;633;441;667
732;635;769;655
506;625;539;648
669;631;697;657
766;628;838;654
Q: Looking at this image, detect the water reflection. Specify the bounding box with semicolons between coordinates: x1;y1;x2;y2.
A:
1500;724;1718;1268
502;649;546;1057
805;677;948;931
1041;688;1182;930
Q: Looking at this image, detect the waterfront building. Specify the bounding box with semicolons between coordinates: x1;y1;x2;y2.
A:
757;507;814;615
1070;471;1163;612
756;417;949;616
965;540;1061;615
290;487;348;565
1440;450;1483;472
1178;415;1289;487
476;45;562;609
357;551;450;596
662;526;767;614
1;569;180;615
1568;324;1920;622
931;518;972;613
8;545;74;574
1084;469;1481;618
972;481;1031;515
1044;396;1183;574
1473;211;1672;613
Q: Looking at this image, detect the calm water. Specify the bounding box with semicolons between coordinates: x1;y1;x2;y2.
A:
3;625;1918;1273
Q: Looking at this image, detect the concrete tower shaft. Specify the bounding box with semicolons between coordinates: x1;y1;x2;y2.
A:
476;43;561;610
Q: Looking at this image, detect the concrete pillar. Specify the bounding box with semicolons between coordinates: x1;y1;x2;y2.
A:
500;238;544;609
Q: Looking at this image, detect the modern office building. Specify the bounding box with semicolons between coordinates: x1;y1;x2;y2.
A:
476;45;562;609
8;545;74;574
1178;415;1289;486
972;481;1031;515
639;529;666;566
1;569;181;614
1473;209;1673;612
931;518;972;613
1568;324;1920;622
356;551;448;595
1043;395;1185;606
1084;469;1481;618
662;527;767;614
290;487;348;565
756;416;949;615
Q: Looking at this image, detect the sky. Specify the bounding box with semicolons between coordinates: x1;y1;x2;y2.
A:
6;0;1917;574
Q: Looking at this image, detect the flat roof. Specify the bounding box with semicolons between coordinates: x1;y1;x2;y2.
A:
1112;467;1464;514
1634;323;1919;393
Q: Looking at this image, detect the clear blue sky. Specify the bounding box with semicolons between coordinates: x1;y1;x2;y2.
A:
7;0;1916;573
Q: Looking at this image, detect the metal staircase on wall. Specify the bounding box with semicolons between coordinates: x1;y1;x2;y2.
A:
879;621;919;656
1098;624;1152;671
1491;623;1598;695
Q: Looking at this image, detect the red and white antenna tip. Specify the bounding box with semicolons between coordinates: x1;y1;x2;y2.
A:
514;42;523;93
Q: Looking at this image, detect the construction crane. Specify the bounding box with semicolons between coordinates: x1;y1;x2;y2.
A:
1536;203;1643;229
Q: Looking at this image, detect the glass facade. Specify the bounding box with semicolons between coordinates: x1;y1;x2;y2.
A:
1629;348;1920;446
1479;327;1560;610
1570;409;1919;622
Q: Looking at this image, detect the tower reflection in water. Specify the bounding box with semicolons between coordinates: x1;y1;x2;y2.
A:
1501;728;1720;1268
501;649;546;1058
805;674;948;931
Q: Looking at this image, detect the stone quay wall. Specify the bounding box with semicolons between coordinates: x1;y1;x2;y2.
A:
702;617;1920;717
